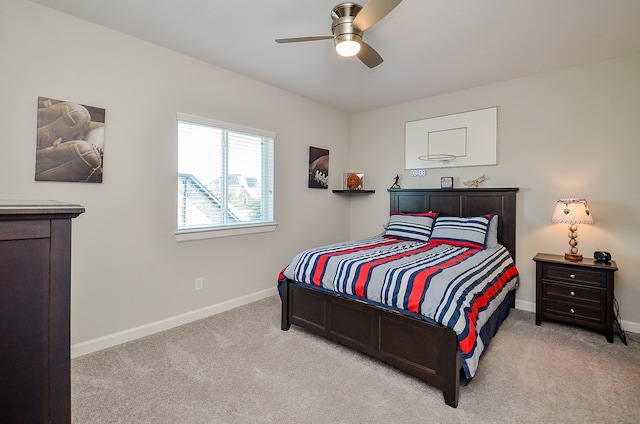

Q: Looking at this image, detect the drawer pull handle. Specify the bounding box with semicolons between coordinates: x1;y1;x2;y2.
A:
570;308;575;314
570;274;576;279
570;291;576;296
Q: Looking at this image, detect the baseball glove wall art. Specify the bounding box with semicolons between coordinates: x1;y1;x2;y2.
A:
36;96;105;183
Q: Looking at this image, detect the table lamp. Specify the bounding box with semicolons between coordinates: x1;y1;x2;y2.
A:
551;198;593;261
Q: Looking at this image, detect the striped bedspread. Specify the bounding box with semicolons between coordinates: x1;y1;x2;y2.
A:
279;236;519;378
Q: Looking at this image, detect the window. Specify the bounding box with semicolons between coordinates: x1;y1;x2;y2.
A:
176;113;276;240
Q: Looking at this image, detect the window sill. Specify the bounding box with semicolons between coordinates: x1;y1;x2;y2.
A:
175;222;278;242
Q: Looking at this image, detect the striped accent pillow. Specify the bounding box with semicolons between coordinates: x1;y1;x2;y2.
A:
430;215;493;249
383;212;438;242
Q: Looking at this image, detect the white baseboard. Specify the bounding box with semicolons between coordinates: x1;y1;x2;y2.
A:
620;319;640;335
515;299;639;335
515;299;536;313
72;288;638;359
71;287;278;358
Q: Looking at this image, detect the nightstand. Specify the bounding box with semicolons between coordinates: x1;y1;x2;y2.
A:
533;253;618;343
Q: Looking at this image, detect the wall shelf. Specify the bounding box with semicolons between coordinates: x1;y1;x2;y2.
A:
332;190;375;194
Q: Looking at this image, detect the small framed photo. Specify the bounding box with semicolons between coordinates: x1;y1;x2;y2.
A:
440;177;454;189
343;173;364;190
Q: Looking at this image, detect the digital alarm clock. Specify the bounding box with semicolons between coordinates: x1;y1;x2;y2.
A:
593;251;612;262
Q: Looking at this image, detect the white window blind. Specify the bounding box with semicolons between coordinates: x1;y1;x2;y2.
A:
176;113;275;236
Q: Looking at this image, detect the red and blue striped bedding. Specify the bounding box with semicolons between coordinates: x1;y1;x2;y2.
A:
279;236;519;378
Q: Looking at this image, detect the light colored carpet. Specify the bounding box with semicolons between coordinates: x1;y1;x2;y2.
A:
71;296;640;423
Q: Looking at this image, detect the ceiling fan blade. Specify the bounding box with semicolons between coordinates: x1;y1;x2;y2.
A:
353;0;402;31
275;36;333;44
357;42;383;68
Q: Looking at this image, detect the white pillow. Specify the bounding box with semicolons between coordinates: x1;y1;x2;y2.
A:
486;215;499;249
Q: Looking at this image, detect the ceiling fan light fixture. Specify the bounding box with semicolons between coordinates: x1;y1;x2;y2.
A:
276;0;403;68
334;34;361;57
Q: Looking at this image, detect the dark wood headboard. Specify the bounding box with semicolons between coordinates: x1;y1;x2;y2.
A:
389;188;519;260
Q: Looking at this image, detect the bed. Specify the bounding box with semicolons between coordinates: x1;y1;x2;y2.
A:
278;188;519;407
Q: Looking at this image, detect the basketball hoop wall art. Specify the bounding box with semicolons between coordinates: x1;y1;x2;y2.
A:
405;106;497;170
35;96;105;183
308;146;329;189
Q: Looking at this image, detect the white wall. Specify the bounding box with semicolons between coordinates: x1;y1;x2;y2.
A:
350;54;640;329
3;0;638;353
0;0;352;348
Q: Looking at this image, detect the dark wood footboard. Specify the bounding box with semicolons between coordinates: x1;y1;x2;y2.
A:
281;278;461;407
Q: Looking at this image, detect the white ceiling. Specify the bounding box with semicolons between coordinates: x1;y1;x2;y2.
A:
29;0;640;114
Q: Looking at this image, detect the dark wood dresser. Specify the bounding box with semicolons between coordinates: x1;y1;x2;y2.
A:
533;253;618;342
0;201;84;423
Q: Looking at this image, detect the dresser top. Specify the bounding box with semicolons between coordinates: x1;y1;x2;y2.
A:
0;200;85;217
533;252;618;271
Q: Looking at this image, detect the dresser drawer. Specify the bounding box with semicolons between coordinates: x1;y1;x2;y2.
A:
544;264;603;287
543;281;603;305
544;299;603;323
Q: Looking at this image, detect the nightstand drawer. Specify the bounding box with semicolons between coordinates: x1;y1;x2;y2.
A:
544;264;603;287
544;299;603;323
543;282;603;305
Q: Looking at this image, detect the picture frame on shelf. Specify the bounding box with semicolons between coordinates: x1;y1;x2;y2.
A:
440;176;454;189
343;173;364;190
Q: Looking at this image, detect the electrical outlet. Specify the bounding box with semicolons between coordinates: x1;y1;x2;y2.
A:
195;277;204;291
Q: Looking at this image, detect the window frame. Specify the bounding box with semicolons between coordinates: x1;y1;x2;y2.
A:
174;113;277;242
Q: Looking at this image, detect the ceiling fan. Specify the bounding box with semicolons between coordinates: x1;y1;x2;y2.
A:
275;0;403;68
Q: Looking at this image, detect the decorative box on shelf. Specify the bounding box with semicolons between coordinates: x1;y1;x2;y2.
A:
335;173;374;193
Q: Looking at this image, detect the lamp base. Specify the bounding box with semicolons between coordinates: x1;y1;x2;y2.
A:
564;252;583;261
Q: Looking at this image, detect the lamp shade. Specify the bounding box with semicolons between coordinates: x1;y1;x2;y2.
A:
551;198;593;224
